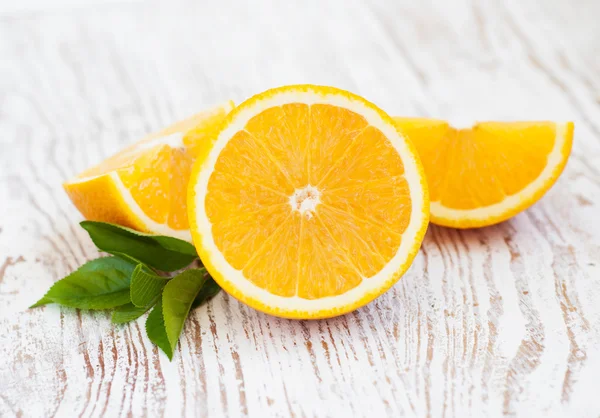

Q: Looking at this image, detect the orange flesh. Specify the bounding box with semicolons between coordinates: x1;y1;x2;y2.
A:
206;104;413;299
395;119;556;210
118;146;195;229
70;105;231;231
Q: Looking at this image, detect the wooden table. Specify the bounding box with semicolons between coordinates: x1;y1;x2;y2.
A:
1;0;599;416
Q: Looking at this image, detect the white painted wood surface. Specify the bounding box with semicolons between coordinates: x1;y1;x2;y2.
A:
1;0;599;416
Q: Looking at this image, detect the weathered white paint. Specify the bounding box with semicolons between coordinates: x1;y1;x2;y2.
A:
0;0;599;417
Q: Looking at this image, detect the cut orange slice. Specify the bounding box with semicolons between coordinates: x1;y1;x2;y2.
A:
64;101;235;241
393;118;574;228
188;85;429;319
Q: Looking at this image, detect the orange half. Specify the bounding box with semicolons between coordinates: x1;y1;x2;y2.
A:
188;85;429;319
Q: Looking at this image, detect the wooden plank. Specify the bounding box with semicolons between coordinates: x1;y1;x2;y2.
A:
0;0;599;416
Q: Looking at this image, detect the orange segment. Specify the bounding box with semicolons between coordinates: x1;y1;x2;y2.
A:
189;85;429;319
394;117;573;228
318;125;405;189
475;123;555;196
244;104;311;187
318;125;411;235
297;217;362;299
215;130;295;195
64;101;235;240
205;173;287;219
242;213;301;297
119;145;173;225
307;104;368;183
210;204;290;270
318;206;397;278
168;148;195;229
393;118;452;203
321;177;411;236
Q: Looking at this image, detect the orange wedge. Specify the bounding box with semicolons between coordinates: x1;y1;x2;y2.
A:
393;118;574;228
64;101;234;241
188;85;429;319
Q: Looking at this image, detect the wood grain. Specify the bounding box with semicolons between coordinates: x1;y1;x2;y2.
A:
1;0;599;416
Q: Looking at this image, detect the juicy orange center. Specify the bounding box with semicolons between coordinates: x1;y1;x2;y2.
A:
289;185;321;218
206;104;412;299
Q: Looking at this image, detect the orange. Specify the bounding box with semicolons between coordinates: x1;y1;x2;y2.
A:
393;118;574;228
64;101;234;241
188;85;429;319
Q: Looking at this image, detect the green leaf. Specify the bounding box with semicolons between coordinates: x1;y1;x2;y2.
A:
112;303;151;324
162;269;208;354
112;265;167;324
80;221;198;271
130;264;169;308
30;256;135;309
30;297;52;308
146;301;173;360
191;277;221;309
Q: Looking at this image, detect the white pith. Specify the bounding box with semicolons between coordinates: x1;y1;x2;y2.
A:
432;122;570;221
111;172;192;241
289;185;321;219
136;131;186;152
192;90;427;313
447;116;475;130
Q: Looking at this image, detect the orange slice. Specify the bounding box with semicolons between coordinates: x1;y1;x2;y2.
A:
188;85;429;319
64;101;235;241
393;118;574;228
